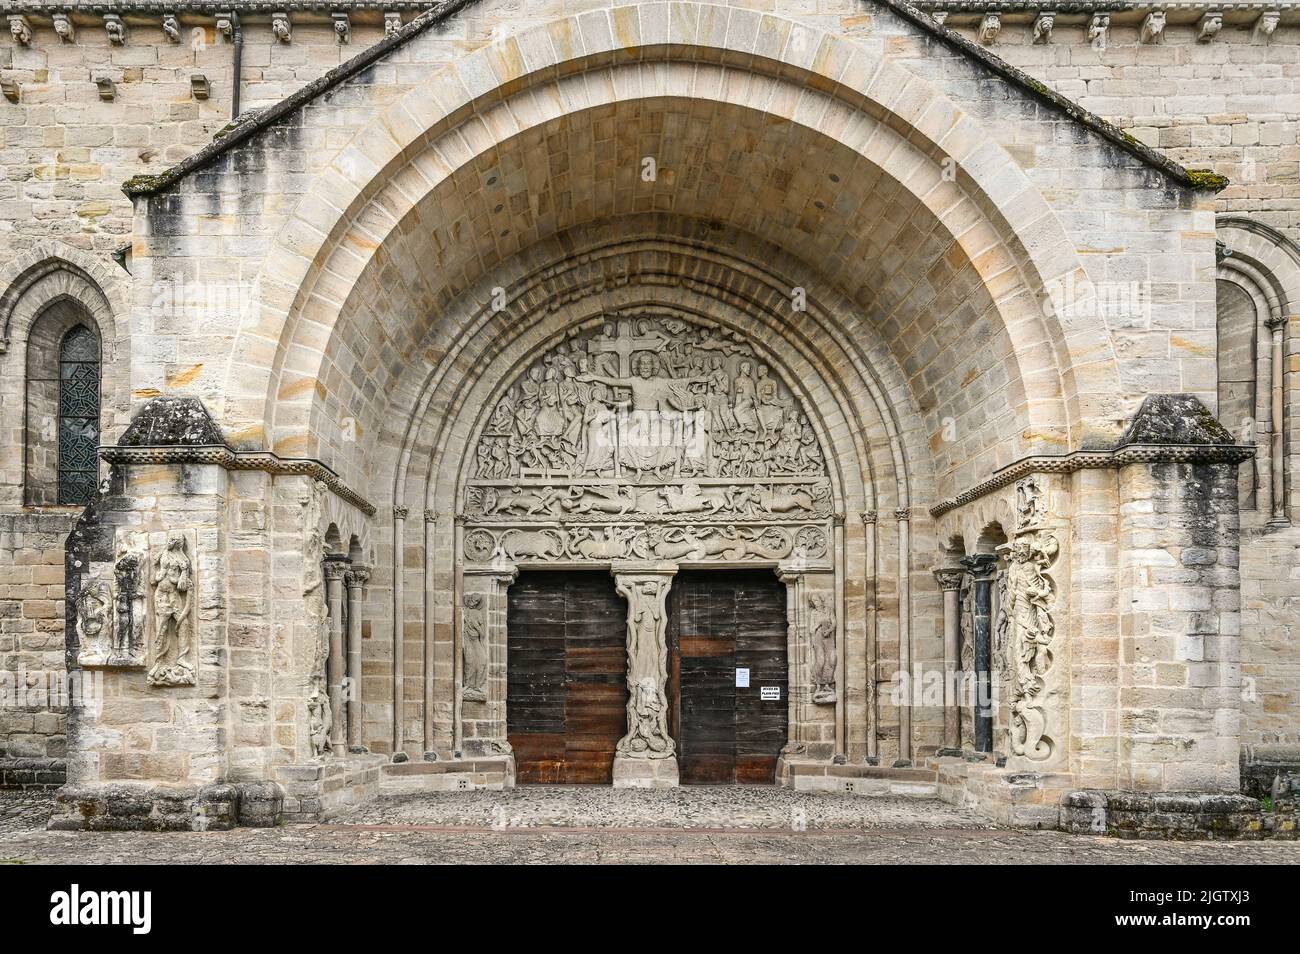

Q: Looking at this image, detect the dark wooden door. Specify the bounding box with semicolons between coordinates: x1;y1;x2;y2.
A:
668;570;787;784
507;570;626;783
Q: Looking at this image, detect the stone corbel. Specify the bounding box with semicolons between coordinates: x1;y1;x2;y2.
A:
1255;10;1281;40
272;12;292;43
931;11;948;26
1088;13;1110;49
0;75;18;104
1140;10;1166;44
1033;11;1055;44
94;76;116;101
8;15;32;46
103;14;126;45
1197;10;1223;42
978;12;1001;45
215;12;234;41
384;11;403;36
332;12;350;44
162;14;181;43
53;13;75;43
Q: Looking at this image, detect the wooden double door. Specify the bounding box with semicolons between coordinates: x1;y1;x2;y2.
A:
506;568;788;785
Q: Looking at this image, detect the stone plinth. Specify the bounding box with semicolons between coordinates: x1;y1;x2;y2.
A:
613;754;680;789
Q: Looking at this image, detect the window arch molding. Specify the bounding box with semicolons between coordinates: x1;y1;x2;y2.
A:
0;244;125;509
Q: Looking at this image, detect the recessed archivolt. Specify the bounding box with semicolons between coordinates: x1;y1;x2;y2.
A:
232;5;1116;495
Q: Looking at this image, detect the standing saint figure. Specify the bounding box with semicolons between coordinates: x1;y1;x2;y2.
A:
808;593;836;705
732;360;757;434
461;594;489;702
148;531;195;686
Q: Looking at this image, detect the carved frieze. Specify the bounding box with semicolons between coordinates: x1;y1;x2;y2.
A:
461;314;834;565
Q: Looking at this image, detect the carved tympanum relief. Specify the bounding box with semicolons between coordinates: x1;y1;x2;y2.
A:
1007;476;1060;762
146;530;197;686
462;593;489;702
461;314;833;564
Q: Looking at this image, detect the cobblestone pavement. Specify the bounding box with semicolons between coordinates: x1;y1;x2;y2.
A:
3;789;1298;864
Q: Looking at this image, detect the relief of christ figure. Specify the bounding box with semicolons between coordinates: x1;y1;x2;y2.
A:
576;352;710;479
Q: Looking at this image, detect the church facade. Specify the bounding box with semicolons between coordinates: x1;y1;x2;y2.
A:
1;0;1297;831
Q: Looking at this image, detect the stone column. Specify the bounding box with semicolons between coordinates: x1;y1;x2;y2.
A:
391;505;407;755
460;559;518;758
323;555;349;756
610;562;678;788
344;564;370;752
896;508;912;767
962;554;997;753
933;566;965;753
862;511;879;763
1266;314;1288;527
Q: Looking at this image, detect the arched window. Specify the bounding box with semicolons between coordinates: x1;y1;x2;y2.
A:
24;303;101;507
57;325;101;504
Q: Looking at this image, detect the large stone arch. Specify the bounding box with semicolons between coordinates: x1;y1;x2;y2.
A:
223;3;1119;495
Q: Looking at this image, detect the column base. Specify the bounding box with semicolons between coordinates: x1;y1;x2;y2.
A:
612;755;679;788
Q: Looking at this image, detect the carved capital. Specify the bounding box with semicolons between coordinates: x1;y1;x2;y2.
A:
322;556;350;582
895;507;911;521
424;509;439;524
346;564;371;589
860;510;877;526
933;566;965;592
960;553;998;581
392;505;409;520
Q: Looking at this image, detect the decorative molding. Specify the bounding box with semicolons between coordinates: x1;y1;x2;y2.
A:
929;442;1254;518
101;443;376;516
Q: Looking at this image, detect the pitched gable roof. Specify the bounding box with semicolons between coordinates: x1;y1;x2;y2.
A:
123;0;1228;198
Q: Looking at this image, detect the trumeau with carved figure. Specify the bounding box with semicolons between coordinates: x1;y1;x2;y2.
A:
461;314;834;565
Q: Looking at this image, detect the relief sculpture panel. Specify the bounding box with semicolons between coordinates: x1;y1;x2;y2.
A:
461;314;834;566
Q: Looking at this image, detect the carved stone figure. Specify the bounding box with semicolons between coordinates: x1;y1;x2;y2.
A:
76;578;114;667
1007;479;1060;761
307;674;331;758
147;530;197;687
111;545;147;666
614;576;675;759
462;593;489;702
808;593;836;705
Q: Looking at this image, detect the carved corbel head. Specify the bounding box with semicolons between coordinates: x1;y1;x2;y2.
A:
1033;11;1055;44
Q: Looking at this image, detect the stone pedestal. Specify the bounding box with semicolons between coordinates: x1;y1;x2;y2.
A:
612;753;680;789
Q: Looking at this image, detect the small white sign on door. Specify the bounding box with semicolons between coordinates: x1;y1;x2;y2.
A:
761;686;781;701
735;668;750;688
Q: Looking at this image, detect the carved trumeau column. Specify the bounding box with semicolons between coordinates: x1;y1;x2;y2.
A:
933;566;965;753
961;554;997;753
610;562;678;788
323;555;350;755
345;564;370;752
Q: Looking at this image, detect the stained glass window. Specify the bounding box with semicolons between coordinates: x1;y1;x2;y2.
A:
57;325;100;505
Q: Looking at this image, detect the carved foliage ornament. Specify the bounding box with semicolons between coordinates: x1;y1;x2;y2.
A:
462;314;833;565
1007;477;1059;761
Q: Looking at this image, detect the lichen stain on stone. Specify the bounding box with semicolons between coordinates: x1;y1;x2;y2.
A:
132;388;162;400
1170;335;1214;359
276;377;325;401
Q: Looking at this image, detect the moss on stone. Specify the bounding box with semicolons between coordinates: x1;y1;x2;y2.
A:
1186;168;1230;191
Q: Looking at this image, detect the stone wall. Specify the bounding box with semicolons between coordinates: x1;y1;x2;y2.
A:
0;511;73;762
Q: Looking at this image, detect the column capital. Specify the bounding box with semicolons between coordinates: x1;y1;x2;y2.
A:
392;505;409;520
860;510;877;526
322;555;351;582
346;564;371;588
932;565;965;591
961;552;998;580
895;507;911;521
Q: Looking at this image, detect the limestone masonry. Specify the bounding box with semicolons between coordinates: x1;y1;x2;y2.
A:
0;0;1297;833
